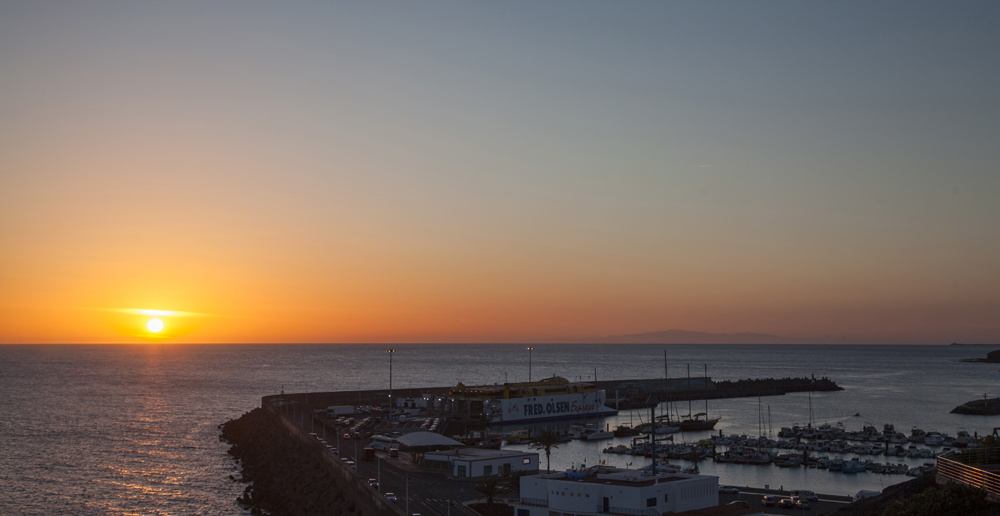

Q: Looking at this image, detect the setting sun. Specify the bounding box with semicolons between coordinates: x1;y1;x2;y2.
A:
146;318;164;333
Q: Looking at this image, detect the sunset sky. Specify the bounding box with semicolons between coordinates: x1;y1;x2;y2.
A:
1;2;998;344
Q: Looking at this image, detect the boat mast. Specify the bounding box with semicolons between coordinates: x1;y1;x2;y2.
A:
663;350;671;423
663;350;667;402
687;364;692;419
756;394;763;452
704;364;709;420
808;389;814;428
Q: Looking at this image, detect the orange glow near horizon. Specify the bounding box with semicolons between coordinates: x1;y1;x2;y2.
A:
1;4;998;346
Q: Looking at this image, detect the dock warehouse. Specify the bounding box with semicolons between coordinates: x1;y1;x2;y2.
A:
513;465;718;516
423;448;539;478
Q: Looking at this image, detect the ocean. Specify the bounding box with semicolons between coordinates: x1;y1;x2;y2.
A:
2;343;998;514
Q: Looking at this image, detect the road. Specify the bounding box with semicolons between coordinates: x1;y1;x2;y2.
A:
719;488;851;514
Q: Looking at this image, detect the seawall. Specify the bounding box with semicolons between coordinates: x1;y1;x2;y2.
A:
264;376;842;411
220;399;405;516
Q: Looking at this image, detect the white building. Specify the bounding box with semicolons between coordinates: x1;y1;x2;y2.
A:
423;448;539;478
399;397;428;411
513;466;718;516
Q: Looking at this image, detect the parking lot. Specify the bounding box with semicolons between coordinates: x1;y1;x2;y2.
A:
306;408;481;516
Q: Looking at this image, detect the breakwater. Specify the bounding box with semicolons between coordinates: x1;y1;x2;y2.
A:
270;376;842;411
600;376;842;408
221;408;358;515
221;404;403;516
951;398;1000;415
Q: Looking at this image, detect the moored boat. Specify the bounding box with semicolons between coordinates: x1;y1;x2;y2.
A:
449;376;619;425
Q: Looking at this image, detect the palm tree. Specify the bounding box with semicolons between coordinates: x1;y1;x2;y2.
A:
474;477;506;516
504;469;530;500
530;430;560;473
685;449;702;475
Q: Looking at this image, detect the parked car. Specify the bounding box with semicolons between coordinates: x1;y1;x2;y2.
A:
728;500;750;508
719;485;740;494
761;495;777;506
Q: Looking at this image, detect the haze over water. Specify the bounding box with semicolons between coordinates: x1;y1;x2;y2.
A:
3;343;999;514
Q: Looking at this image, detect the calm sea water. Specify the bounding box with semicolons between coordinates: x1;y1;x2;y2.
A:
2;343;998;514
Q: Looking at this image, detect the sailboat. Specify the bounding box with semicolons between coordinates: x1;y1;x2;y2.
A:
655;350;681;434
678;364;720;431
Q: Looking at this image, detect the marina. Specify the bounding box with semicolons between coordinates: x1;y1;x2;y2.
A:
6;343;1000;513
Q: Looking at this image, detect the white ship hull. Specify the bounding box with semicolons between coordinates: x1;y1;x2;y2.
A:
488;390;619;425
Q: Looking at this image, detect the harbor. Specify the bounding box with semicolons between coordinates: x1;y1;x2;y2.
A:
267;373;990;504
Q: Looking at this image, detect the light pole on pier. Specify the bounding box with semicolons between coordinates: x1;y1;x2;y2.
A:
387;349;395;411
526;347;534;382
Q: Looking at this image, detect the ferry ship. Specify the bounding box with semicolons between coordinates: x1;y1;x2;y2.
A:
449;376;619;425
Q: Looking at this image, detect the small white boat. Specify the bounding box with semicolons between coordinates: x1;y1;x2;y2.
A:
586;429;614;441
923;432;944;446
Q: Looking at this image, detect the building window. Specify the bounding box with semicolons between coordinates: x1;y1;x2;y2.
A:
664;494;669;502
523;458;531;465
484;465;492;476
647;497;657;507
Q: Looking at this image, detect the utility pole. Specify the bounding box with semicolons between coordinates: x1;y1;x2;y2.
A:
526;347;534;382
649;394;659;475
387;349;395;412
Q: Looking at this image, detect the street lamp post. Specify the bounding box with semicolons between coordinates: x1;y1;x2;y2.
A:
387;349;395;412
526;347;534;382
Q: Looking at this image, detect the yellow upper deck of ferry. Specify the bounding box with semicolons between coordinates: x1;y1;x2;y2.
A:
448;376;597;400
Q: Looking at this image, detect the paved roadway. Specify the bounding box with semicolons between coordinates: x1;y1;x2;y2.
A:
314;416;483;516
719;488;851;514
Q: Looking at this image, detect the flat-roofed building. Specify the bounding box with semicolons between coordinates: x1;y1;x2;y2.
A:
423;448;539;478
514;465;718;516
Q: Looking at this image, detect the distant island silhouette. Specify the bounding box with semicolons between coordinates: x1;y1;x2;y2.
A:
960;349;1000;363
545;329;817;344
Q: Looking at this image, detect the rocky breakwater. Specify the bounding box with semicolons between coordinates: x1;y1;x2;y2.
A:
951;398;1000;415
220;408;359;516
712;376;843;398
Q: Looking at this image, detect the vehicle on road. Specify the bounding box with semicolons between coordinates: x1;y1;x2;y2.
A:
385;493;397;502
796;499;811;510
777;498;795;509
853;490;881;501
791;490;818;501
719;485;740;494
761;495;776;506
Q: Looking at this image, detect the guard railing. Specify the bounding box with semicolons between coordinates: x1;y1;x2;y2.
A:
937;448;1000;498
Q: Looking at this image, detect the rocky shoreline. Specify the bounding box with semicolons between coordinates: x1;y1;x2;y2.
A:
607;376;843;408
220;408;359;516
951;398;1000;415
